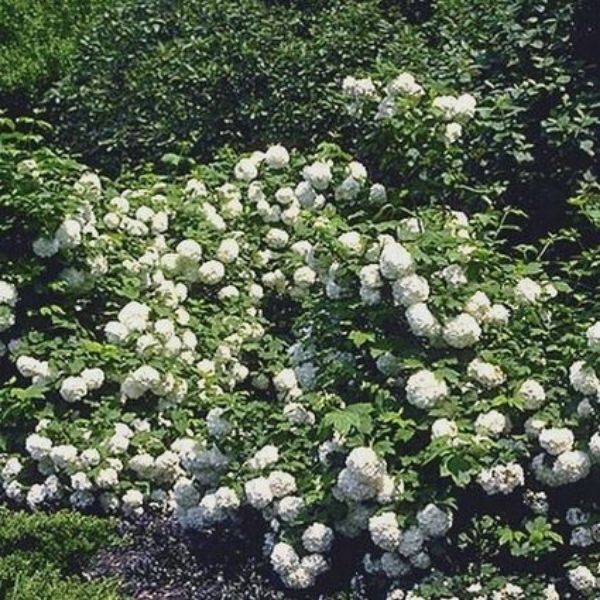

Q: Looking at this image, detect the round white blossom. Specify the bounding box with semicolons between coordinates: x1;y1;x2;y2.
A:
568;565;596;592
570;361;599;395
392;274;429;307
265;145;290;169
467;358;505;388
539;428;574;456
478;463;524;495
216;238;240;264
302;161;332;191
417;504;452;537
405;303;441;339
586;322;600;351
369;512;402;551
514;277;543;305
198;260;225;285
406;370;448;409
475;410;509;438
379;240;413;279
245;477;274;509
59;376;88;403
0;281;18;307
442;313;481;348
302;523;334;553
518;379;546;410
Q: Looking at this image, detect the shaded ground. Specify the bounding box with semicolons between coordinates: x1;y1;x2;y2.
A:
86;510;376;600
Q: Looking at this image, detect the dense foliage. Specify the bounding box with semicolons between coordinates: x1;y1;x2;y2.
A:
44;0;398;173
344;0;600;239
0;507;119;599
0;0;113;111
27;0;597;241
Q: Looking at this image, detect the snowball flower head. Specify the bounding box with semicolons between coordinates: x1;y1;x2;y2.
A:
176;239;202;262
454;93;477;119
338;231;363;255
342;75;377;99
293;266;316;289
464;291;491;322
0;281;18;307
248;445;279;470
518;379;546;409
442;313;481;348
81;368;105;390
234;157;258;182
302;523;334;553
475;410;508;438
539;428;574;456
265;145;290;169
245;477;273;509
514;277;543;305
369;512;402;551
552;450;591;485
379;240;413;279
478;463;524;495
405;370;448;409
302;161;332;191
387;72;424;96
118;301;150;332
467;358;505;388
568;565;596;592
59;376;88;403
417;503;452;538
586;322;600;351
444;122;463;143
431;418;458;439
346;447;385;483
570;361;599;396
392;274;429;307
216;238;240;264
198;260;225;285
55;219;82;249
406;303;440;339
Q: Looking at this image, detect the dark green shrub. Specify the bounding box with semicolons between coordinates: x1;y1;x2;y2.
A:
0;507;120;599
44;0;401;174
0;0;114;112
41;0;599;240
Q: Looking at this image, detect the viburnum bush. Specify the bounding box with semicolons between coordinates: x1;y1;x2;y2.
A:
0;87;599;598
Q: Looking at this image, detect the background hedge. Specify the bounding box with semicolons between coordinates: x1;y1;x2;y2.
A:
44;0;401;174
21;0;595;243
0;0;113;112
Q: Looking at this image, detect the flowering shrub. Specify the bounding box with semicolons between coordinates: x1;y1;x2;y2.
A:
341;71;482;209
2;107;600;597
20;0;594;251
340;0;599;241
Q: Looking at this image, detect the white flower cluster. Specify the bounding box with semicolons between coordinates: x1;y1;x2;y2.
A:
405;370;448;409
342;71;476;143
32;173;102;258
0;280;18;334
334;447;394;504
60;368;104;403
478;463;525;495
467;358;505;389
270;541;329;589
